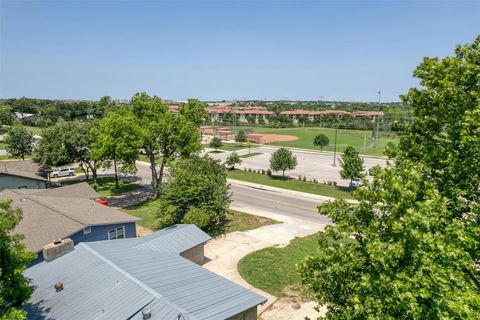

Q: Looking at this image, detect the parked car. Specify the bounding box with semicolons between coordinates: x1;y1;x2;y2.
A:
50;168;75;178
349;177;363;189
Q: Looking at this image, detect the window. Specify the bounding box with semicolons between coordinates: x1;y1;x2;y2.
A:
83;226;91;235
108;226;125;240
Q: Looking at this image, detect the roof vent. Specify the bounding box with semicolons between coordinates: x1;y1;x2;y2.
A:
142;307;151;319
54;282;64;292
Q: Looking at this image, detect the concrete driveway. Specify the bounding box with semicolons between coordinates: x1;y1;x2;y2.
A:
207;145;387;187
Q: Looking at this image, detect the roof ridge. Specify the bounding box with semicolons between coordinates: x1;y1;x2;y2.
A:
81;243;196;320
13;190;89;226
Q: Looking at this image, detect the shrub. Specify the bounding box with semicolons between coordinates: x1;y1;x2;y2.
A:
266;169;272;176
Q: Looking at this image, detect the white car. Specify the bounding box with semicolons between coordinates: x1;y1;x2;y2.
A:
50;167;75;178
349;178;363;189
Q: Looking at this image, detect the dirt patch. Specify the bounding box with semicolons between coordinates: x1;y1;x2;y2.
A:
136;225;153;237
247;133;299;144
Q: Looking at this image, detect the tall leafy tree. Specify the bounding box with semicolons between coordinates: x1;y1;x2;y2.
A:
130;93;200;198
298;163;480;319
313;133;329;152
0;200;35;320
235;130;246;146
179;98;208;126
5;127;34;160
0;105;14;133
156;155;231;234
92;108;142;189
269;147;297;176
339;145;364;187
209;136;222;151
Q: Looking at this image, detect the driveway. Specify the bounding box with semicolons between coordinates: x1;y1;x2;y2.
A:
203;187;330;319
207;145;387;187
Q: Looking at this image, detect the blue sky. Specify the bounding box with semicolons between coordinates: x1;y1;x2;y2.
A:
1;1;479;102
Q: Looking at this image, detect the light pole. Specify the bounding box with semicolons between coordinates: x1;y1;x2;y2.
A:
332;127;338;167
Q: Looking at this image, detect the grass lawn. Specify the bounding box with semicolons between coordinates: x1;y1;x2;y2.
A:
124;200;278;232
0;155;14;160
138;154;163;164
251;127;397;157
0;142;7;149
22;125;44;135
227;169;353;199
89;177;142;197
238;233;321;299
239;152;262;158
203;143;257;152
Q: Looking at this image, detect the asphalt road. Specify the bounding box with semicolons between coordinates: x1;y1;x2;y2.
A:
229;183;330;224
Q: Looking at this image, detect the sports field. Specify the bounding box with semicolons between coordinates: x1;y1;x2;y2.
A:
248;127;398;156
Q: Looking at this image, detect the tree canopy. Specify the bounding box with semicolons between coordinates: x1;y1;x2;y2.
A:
179;98;208;126
209;136;222;150
339;145;364;186
269;147;297;176
235;130;246;146
156;155;231;234
313;133;329;152
5;127;34;160
225;151;242;169
0;200;35;320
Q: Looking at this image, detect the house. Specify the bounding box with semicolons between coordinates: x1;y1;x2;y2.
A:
14;112;38;123
0;182;141;264
0;160;49;190
24;224;267;320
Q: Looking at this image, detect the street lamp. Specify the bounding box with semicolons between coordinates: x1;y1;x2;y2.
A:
332;127;338;167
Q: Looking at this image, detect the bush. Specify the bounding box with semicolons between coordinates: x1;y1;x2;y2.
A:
182;207;212;230
266;169;272;176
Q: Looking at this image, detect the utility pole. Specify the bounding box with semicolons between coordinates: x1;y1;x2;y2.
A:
376;90;381;145
332;127;338;167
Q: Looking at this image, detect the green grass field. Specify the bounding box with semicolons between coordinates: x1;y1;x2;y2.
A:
89;177;142;197
227;169;353;199
238;233;321;299
249;127;397;157
124;200;278;232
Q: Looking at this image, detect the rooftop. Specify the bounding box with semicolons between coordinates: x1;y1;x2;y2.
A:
25;225;266;320
0;183;140;252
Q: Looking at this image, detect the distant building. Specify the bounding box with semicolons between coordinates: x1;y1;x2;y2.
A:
0;183;141;264
24;224;267;320
0;160;49;190
14;112;38;123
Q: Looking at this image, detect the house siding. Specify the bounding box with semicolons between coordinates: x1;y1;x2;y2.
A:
29;222;137;266
227;306;258;320
0;175;46;191
180;243;205;265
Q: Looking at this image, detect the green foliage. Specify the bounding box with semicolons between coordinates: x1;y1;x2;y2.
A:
298;164;480;319
313;133;329;152
399;36;480;212
179;98;208;126
368;164;382;177
383;141;397;159
209;136;223;150
225;151;242;169
92;108;142;187
269;147;297;176
235;130;246;146
5;127;34;160
0;200;35;319
339;145;364;185
156;155;230;233
0;105;14;127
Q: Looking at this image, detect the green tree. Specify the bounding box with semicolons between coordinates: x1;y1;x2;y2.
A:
0;105;14;132
92;109;142;189
339;145;364;187
269;147;297;176
131;93;200;198
235;129;246;146
5;127;34;160
383;141;397;159
313;133;329;152
179;98;208;126
298;164;480;320
209;136;222;150
0;199;35;320
157;155;230;233
225;151;242;169
246;141;252;154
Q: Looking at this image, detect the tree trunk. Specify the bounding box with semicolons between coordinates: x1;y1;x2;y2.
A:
282;169;285;177
148;152;160;199
114;157;119;189
157;157;167;196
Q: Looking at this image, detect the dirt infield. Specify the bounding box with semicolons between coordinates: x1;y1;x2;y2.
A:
246;133;298;144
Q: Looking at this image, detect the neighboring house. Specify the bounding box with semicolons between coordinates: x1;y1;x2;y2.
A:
14;112;38;123
0;160;49;190
24;224;267;320
0;182;141;264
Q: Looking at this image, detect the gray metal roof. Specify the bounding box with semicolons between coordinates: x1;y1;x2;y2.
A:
135;224;211;254
25;225;267;320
